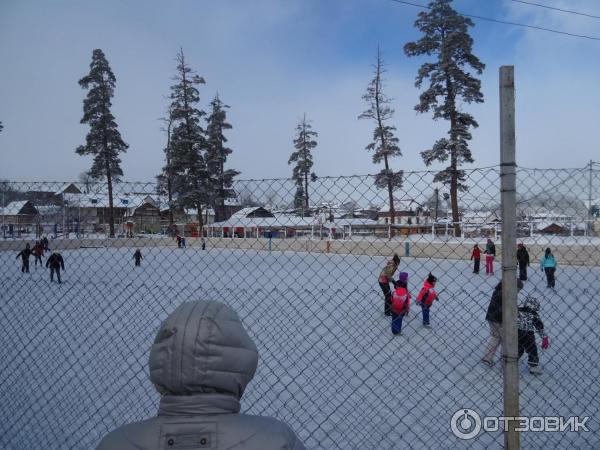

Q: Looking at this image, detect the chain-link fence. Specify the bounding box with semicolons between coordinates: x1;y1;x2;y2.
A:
1;165;599;449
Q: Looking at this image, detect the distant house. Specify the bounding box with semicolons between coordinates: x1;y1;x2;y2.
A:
537;222;566;235
462;211;501;237
124;196;162;232
1;200;39;236
377;199;430;226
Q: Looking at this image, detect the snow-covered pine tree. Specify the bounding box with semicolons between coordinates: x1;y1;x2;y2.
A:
157;104;175;225
404;0;485;237
293;186;305;211
168;48;208;235
288;114;317;216
205;94;240;222
76;49;128;238
358;47;403;238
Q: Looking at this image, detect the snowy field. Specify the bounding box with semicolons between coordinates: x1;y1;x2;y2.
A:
0;246;599;449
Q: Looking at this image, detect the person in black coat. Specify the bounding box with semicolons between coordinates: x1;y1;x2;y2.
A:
133;249;143;267
16;244;32;273
46;252;65;283
516;243;530;281
482;278;523;366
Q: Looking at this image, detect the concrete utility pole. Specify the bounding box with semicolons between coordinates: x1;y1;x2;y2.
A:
500;65;520;450
588;160;593;236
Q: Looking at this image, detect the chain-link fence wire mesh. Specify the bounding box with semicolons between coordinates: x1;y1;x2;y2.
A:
0;165;599;449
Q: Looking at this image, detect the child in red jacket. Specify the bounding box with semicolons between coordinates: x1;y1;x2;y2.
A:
416;274;438;327
391;272;411;335
471;244;481;274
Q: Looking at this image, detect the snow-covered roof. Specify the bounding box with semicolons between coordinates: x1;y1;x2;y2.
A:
211;215;317;228
63;193;169;209
536;222;566;230
2;201;35;215
462;211;500;224
229;207;273;219
327;218;379;227
210;215;380;229
378;199;425;213
54;183;81;195
525;211;573;220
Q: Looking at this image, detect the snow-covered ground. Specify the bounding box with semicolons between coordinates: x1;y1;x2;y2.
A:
0;246;598;449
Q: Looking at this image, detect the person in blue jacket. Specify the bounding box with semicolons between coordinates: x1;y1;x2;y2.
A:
540;247;557;288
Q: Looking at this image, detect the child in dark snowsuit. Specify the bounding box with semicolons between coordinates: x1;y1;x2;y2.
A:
133;249;143;267
46;252;65;283
378;254;401;316
516;243;530;281
416;274;438;327
16;244;33;273
517;296;549;374
471;244;481;274
390;272;411;335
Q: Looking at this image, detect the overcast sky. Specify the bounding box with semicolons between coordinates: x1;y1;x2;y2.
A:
0;0;599;182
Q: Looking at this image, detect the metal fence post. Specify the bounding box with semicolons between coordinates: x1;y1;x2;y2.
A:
500;65;520;450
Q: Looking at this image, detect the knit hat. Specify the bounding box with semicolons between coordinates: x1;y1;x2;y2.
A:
398;272;408;283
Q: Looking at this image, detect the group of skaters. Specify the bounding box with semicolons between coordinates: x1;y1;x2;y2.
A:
378;244;554;375
378;254;440;336
15;239;65;283
471;240;558;288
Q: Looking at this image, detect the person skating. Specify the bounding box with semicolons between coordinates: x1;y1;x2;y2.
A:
42;236;49;251
96;300;306;450
517;296;549;375
516;243;530;281
16;244;33;273
471;244;481;274
201;237;206;250
416;274;438;328
481;278;524;366
32;241;44;267
378;254;401;316
540;248;557;289
390;272;411;336
133;249;143;267
484;239;496;274
46;251;65;283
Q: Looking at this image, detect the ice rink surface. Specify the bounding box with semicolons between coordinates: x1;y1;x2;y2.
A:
1;246;599;449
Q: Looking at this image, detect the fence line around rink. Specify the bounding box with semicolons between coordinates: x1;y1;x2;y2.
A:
1;166;599;449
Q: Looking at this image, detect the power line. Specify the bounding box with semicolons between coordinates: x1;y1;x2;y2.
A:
388;0;600;41
510;0;600;20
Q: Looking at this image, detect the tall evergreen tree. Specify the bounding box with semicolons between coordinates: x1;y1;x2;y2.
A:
404;0;485;237
168;48;208;235
205;94;240;222
359;48;403;237
157;103;175;225
288;114;317;215
76;49;128;238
